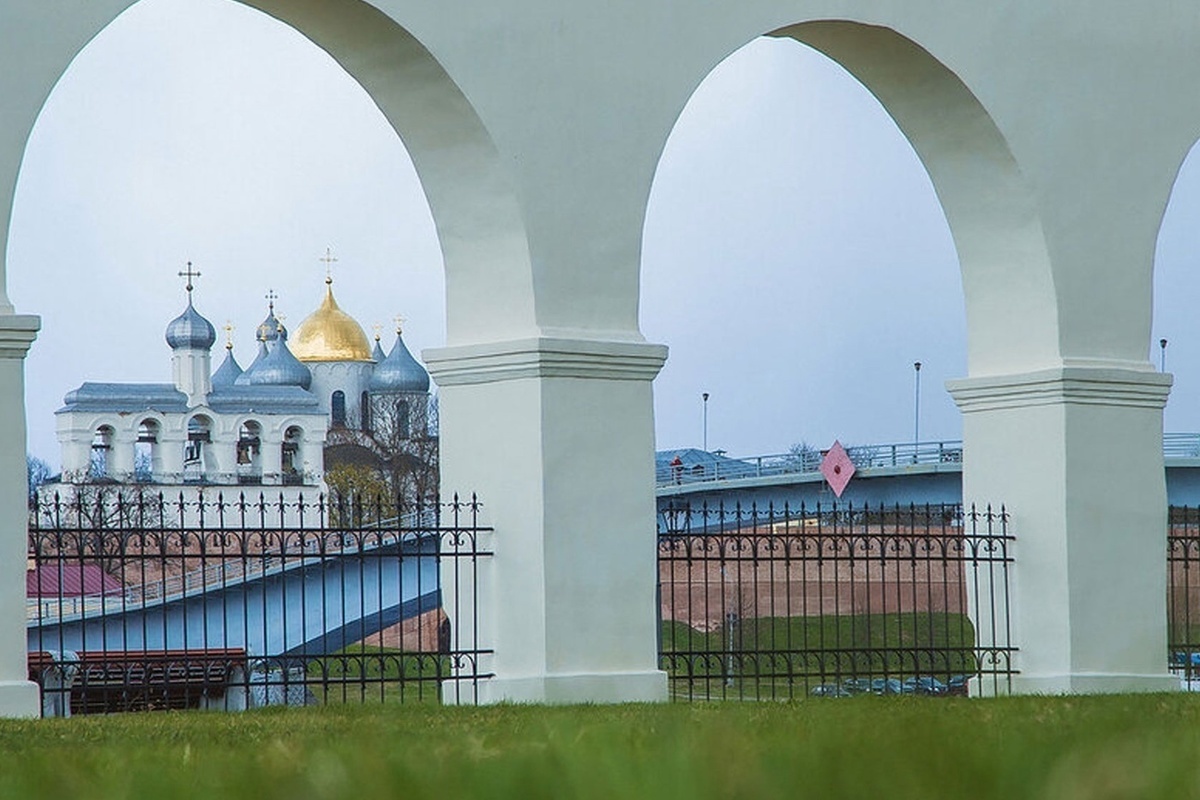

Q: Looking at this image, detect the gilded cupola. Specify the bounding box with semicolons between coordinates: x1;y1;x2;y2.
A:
290;278;373;363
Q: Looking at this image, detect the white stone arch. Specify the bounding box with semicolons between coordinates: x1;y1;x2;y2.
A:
644;21;1057;376
0;0;536;344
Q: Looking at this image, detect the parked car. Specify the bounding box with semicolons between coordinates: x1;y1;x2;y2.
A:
1171;651;1200;667
810;684;851;698
870;678;903;695
902;676;948;695
841;678;873;695
946;675;971;696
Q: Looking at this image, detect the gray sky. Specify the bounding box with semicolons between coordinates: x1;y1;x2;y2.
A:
8;0;1198;466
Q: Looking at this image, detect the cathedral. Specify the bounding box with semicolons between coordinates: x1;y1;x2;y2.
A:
51;267;431;494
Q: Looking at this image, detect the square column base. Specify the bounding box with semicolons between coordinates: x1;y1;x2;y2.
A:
1010;673;1180;695
446;670;669;706
0;681;41;718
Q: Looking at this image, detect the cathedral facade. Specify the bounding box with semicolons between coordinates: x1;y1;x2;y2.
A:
51;273;431;494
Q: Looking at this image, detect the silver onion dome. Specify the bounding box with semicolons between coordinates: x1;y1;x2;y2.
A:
239;337;311;390
211;348;243;389
369;332;429;393
234;340;270;386
257;307;287;345
165;300;217;351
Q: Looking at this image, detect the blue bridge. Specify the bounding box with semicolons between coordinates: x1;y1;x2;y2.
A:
656;433;1200;513
28;531;441;660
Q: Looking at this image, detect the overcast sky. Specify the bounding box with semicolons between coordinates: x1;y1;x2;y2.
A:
8;0;1200;466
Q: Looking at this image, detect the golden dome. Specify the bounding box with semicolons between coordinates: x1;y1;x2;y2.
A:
290;280;374;362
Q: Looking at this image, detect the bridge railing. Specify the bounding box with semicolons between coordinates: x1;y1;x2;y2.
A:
1165;433;1200;459
662;433;1200;488
657;440;965;487
26;488;493;715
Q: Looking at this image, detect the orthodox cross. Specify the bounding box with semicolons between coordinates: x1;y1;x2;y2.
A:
320;248;338;283
224;321;235;350
394;315;406;335
265;288;278;311
178;262;201;297
373;322;383;342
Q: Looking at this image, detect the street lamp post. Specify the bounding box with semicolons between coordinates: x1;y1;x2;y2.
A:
913;362;922;457
702;392;710;452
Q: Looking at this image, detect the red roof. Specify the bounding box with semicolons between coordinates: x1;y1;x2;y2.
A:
27;565;123;597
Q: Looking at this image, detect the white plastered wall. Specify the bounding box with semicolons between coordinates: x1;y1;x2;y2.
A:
2;1;1200;711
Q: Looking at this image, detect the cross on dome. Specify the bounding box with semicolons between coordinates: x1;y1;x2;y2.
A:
178;262;201;297
265;288;278;310
319;248;338;284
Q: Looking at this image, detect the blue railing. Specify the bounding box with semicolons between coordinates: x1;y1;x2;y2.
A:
659;433;1200;488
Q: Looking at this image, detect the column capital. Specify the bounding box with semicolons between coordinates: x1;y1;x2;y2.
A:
947;365;1172;413
425;337;668;387
0;315;40;359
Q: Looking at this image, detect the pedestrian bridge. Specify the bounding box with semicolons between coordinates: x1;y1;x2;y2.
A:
27;529;442;660
657;433;1200;509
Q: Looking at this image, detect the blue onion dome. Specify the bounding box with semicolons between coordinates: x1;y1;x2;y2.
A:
165;298;216;351
211;344;243;389
370;328;430;393
240;337;312;390
256;297;287;345
371;333;386;364
234;339;270;386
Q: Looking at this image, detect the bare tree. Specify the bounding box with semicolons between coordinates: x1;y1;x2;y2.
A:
367;392;439;504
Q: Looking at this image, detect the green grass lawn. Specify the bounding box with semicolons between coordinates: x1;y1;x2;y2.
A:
4;695;1200;799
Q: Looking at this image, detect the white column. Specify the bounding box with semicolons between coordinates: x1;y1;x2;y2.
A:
427;337;669;704
260;432;283;486
948;365;1177;694
0;315;42;716
208;439;237;485
107;430;135;482
158;433;185;485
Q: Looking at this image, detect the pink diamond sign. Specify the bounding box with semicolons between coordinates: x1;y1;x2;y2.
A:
820;441;856;498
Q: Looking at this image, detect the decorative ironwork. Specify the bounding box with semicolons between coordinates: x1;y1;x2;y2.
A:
26;489;492;716
1168;506;1200;685
657;501;1015;700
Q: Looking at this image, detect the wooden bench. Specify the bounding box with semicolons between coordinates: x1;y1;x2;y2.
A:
28;649;249;716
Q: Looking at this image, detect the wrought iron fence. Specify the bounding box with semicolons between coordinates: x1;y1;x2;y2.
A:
1168;507;1200;684
657;501;1015;700
26;488;492;716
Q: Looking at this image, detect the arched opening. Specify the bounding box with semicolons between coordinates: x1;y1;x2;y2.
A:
644;26;1053;456
1153;141;1200;435
89;425;115;480
282;425;303;485
644;37;962;454
5;0;536;471
184;415;212;482
237;420;263;484
642;21;1057;698
134;418;160;483
360;391;371;434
